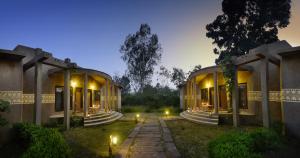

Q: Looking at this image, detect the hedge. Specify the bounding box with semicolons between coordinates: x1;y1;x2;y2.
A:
208;128;281;158
13;123;70;158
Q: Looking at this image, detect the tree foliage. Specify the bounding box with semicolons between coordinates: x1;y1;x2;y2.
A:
206;0;291;64
113;74;131;94
171;68;186;88
120;24;162;92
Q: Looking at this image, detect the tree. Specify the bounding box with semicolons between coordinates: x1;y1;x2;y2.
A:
171;68;186;88
113;74;131;94
120;24;162;92
187;64;202;76
157;66;171;87
206;0;291;64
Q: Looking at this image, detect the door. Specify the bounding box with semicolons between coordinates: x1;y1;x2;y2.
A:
219;85;228;110
75;88;83;112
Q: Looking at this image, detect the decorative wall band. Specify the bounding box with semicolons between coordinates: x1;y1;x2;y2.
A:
247;91;262;101
0;91;55;104
281;89;300;102
0;91;23;104
269;91;281;102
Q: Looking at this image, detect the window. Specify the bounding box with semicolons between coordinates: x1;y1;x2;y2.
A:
209;87;214;105
55;87;64;112
239;83;248;109
201;89;208;104
55;86;74;112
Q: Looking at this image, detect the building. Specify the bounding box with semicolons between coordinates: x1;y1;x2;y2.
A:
0;45;122;129
180;41;300;138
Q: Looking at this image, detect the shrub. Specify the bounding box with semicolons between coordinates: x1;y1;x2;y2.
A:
208;128;282;158
70;116;83;127
13;123;70;158
0;99;10;126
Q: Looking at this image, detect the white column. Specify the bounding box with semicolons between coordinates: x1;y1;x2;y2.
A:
34;62;42;125
261;58;271;128
64;69;71;130
232;67;239;127
213;71;219;114
83;73;88;117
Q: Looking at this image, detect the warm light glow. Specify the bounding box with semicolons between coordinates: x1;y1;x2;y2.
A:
136;114;140;118
110;135;118;145
165;110;169;115
71;80;77;88
206;82;211;88
90;84;95;90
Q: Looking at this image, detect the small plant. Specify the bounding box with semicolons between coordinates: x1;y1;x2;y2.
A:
0;99;10;126
70;116;83;127
208;128;282;158
13;123;71;158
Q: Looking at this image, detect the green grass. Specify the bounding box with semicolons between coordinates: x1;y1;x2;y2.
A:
63;120;136;158
121;105;181;114
165;119;258;158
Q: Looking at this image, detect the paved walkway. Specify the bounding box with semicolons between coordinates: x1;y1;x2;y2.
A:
116;114;180;158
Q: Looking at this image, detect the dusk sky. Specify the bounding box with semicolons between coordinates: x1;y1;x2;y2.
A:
1;0;300;84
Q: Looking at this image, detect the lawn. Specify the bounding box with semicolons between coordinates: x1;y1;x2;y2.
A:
64;120;136;158
165;119;257;158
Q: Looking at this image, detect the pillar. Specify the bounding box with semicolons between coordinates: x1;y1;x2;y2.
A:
105;80;109;112
111;85;115;111
179;87;184;110
213;71;219;114
117;88;121;112
193;78;197;110
83;73;88;117
261;58;271;128
34;62;42;125
64;69;71;130
232;67;240;127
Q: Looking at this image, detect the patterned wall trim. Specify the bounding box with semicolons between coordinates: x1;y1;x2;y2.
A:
269;91;281;102
22;94;56;104
247;91;262;101
0;91;23;104
42;94;55;104
281;89;300;102
247;91;281;102
0;91;55;104
22;94;34;104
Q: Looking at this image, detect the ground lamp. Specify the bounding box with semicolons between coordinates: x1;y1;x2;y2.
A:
165;110;170;118
108;135;118;157
135;113;140;123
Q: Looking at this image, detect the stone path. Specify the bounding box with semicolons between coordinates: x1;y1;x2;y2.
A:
116;114;180;158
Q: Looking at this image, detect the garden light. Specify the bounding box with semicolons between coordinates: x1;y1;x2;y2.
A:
110;135;118;145
136;114;140;118
165;110;169;115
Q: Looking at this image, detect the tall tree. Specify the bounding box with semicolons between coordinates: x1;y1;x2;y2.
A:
120;24;162;92
113;74;131;94
206;0;291;64
171;68;186;88
157;66;171;87
187;64;202;76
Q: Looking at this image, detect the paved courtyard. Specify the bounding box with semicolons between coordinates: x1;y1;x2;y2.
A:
116;114;180;158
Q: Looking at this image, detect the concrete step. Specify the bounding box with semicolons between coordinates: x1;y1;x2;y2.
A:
84;111;116;121
180;111;218;125
185;110;218;118
183;111;218;122
84;112;123;127
84;112;119;123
